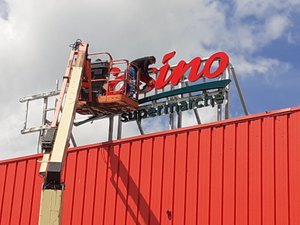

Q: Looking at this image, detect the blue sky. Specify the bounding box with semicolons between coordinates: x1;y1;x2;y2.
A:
0;0;300;159
235;33;300;114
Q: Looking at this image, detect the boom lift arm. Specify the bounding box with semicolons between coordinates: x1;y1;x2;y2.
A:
39;40;88;224
38;40;139;225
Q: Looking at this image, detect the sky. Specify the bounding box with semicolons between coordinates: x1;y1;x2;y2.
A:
0;0;300;160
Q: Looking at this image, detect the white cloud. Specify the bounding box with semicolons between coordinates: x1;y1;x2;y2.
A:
231;55;291;78
0;0;299;159
264;15;291;40
234;0;300;19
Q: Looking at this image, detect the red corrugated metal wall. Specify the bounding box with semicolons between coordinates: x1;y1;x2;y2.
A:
1;107;300;225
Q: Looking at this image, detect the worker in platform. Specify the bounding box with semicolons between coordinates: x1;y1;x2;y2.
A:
127;56;156;96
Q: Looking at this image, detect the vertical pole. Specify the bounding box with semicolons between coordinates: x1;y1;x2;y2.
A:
225;67;230;119
38;97;49;153
217;63;223;121
177;111;182;128
24;100;29;131
117;115;122;139
177;80;182;128
135;68;140;100
108;115;114;141
169;85;175;130
169;113;175;130
217;106;222;121
154;73;158;104
37;131;41;154
54;80;59;117
42;97;48;126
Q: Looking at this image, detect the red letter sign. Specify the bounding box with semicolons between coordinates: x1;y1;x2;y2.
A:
154;51;229;89
108;51;230;93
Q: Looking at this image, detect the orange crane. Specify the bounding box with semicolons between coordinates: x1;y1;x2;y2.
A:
38;40;139;225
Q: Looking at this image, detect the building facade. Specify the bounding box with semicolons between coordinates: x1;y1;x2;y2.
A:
1;107;300;225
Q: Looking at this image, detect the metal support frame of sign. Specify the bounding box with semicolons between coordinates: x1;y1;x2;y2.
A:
20;55;248;151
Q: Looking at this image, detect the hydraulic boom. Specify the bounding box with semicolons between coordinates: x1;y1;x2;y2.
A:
38;40;139;224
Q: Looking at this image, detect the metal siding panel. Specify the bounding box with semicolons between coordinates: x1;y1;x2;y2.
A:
236;122;249;225
0;164;7;222
249;119;262;225
222;124;236;225
275;115;289;225
30;159;43;224
160;134;176;225
289;112;300;225
92;147;109;225
1;107;300;225
210;127;224;225
173;133;187;225
72;150;88;225
149;136;164;225
103;144;120;225
262;117;276;225
0;162;17;225
137;138;153;225
61;151;78;224
197;128;211;225
126;140;142;225
184;130;199;225
10;161;27;225
82;148;98;225
114;142;130;225
19;159;37;225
